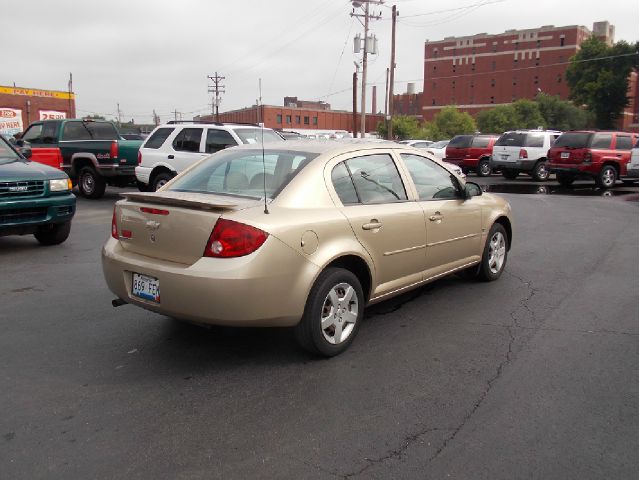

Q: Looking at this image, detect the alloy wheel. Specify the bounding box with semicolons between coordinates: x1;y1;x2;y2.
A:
320;282;358;345
488;231;506;274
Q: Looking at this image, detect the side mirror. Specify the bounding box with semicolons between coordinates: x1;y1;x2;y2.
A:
15;139;24;147
18;145;32;159
464;181;482;199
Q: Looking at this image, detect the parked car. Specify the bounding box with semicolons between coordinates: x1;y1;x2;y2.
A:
425;140;450;161
0;134;75;245
547;130;638;188
399;139;433;149
19;119;143;199
622;138;639;182
136;121;285;191
491;130;562;181
103;141;513;356
444;134;499;177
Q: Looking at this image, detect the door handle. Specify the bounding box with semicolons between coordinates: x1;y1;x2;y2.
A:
168;154;174;159
362;221;382;230
429;212;443;222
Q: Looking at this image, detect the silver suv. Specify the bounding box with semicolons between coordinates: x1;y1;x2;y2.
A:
136;121;284;191
491;130;562;181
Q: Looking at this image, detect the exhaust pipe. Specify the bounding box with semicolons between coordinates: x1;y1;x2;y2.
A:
112;298;128;308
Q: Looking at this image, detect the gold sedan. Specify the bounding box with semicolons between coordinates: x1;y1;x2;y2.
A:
102;141;512;356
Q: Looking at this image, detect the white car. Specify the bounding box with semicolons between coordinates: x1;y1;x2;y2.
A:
425;140;450;161
491;130;562;181
624;138;639;181
136;122;284;191
399;139;433;149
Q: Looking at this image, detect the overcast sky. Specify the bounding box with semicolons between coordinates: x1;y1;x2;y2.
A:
4;0;638;124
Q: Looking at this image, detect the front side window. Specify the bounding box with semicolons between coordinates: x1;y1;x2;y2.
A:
41;123;58;144
401;153;460;201
22;124;43;143
168;148;318;199
205;129;236;153
342;154;407;205
172;128;203;152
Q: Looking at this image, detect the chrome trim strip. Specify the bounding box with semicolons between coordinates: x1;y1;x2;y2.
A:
383;244;427;256
427;233;479;247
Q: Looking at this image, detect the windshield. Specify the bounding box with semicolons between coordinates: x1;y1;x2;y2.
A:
495;132;525;147
234;128;284;145
168;148;318;199
0;136;21;164
553;132;592;148
448;135;473;148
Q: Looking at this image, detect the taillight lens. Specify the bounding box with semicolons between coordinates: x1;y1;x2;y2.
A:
137;150;142;165
203;219;268;258
110;141;119;159
111;207;118;239
583;151;592;163
519;148;528;159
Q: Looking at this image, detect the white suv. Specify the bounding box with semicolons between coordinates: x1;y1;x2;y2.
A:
491;129;562;181
136;121;284;191
624;138;639;182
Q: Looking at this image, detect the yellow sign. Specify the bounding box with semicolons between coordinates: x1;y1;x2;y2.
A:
0;86;75;100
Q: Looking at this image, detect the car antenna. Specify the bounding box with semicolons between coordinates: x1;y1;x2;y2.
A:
259;78;269;214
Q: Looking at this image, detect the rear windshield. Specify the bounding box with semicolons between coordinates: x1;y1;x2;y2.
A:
167;148;318;199
553;132;592;148
448;135;473;148
144;128;174;148
495;132;525;147
234;128;284;145
61;121;119;141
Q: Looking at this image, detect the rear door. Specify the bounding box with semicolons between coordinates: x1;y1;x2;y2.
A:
170;127;208;172
330;152;427;297
613;134;634;174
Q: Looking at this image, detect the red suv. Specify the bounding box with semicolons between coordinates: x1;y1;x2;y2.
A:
547;131;638;188
444;134;499;177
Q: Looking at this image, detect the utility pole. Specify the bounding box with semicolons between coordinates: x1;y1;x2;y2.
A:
207;72;226;123
173;109;182;122
353;64;359;138
351;0;383;138
116;103;122;126
388;4;397;140
384;67;389;118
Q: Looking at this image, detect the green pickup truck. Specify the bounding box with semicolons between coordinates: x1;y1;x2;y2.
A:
18;119;143;199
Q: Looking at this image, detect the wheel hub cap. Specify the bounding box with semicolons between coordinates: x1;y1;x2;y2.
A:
321;283;358;345
488;232;506;274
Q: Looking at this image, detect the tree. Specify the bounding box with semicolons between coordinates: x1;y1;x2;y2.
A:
535;93;591;130
376;115;420;140
419;106;476;140
566;36;637;129
512;99;546;129
476;105;520;133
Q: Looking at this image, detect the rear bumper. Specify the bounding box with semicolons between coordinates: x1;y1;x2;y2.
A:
624;164;639;178
548;163;599;176
491;158;538;171
0;193;76;235
135;166;152;185
101;236;320;327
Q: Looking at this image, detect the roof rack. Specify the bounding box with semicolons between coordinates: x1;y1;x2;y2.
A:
166;120;261;128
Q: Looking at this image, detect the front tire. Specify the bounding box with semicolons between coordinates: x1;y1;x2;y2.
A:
295;268;364;357
477;223;508;282
78;167;106;199
596;165;617;189
34;221;72;246
477;158;491;177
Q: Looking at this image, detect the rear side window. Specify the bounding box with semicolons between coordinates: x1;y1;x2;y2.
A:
234;128;285;144
206;129;236;153
495;132;525;147
172;128;203;152
553;132;591;148
471;136;491;148
615;136;633;150
144;128;174;149
525;133;545;148
343;154;407;204
590;133;613;149
331;162;359;205
448;135;473;148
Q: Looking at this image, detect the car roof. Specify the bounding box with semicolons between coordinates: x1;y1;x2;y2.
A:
227;139;415;156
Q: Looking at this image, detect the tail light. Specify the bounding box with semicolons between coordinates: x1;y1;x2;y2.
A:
110;140;119;159
137;150;142;165
519;148;528;159
203;219;268;258
583;151;592;163
111;207;118;239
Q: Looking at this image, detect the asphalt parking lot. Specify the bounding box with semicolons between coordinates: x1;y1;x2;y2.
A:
2;176;639;479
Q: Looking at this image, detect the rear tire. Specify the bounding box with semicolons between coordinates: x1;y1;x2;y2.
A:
595;165;617;189
556;173;575;187
78;167;106;199
531;161;549;182
152;172;173;191
136;180;150;192
34;221;72;246
476;158;491;177
502;169;519;180
295;268;364;357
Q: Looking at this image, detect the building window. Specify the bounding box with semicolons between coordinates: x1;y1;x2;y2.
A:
534;76;539;85
537;40;541;48
432;98;436;106
559;55;564;64
560;37;565;47
557;74;562;83
452;64;456;73
513;77;517;86
472;62;476;71
491;78;496;87
303;116;309;125
490;96;495;104
313;116;318;125
492;61;496;71
286;115;291;124
432;82;437;90
433;65;437;72
470;81;474;88
295;115;301;124
514;41;519;50
452;80;456;89
434;49;438;58
276;114;282;124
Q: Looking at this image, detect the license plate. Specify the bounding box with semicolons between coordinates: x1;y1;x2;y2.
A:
501;154;511;161
561;152;570;159
132;273;160;303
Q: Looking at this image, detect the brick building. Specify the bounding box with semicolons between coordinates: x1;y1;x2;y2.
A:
421;22;615;121
283;97;331;110
0;85;76;135
197;104;383;135
392;83;423;118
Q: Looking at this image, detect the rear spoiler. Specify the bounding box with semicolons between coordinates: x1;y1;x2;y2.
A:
120;191;237;211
